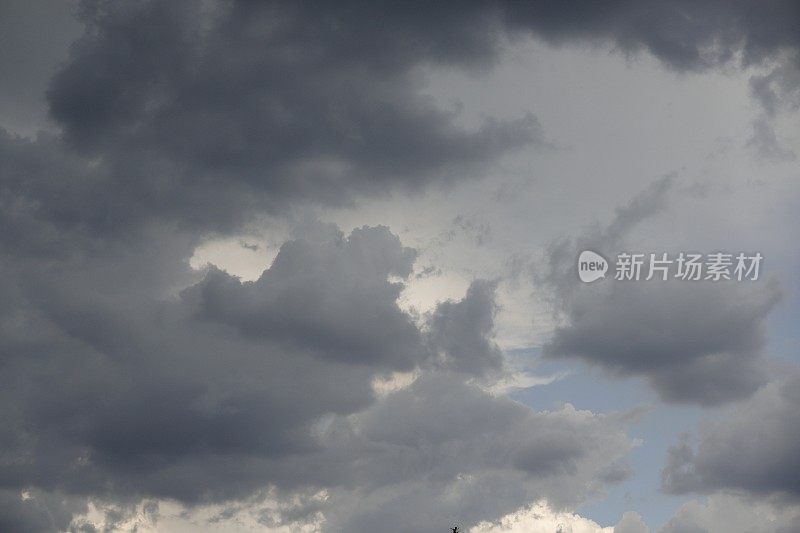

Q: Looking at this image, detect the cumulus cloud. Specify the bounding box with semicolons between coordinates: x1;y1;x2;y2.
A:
472;501;613;533
469;504;649;533
614;512;650;533
0;221;635;530
182;225;424;369
320;374;634;531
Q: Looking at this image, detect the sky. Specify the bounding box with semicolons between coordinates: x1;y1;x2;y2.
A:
0;1;799;532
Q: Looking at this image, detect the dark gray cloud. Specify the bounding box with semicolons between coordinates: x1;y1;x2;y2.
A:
503;0;800;125
425;279;504;376
182;225;423;369
0;489;86;533
19;0;797;237
539;177;782;405
0;130;106;256
319;373;633;531
546;280;780;405
505;0;799;70
662;369;800;499
0;0;81;135
0;222;633;530
1;1;799;530
41;0;543;232
0;226;418;504
0;0;796;251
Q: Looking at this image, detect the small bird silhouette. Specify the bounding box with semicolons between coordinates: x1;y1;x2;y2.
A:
451;527;460;533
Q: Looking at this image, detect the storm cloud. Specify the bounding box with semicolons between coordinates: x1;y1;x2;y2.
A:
43;0;544;232
1;0;799;530
18;0;799;235
0;221;634;530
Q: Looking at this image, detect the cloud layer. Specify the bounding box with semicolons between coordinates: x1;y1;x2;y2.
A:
2;0;800;530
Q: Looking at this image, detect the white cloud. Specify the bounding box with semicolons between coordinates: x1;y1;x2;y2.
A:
473;501;613;533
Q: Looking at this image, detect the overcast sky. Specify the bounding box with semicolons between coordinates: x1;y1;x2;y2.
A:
1;1;799;532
